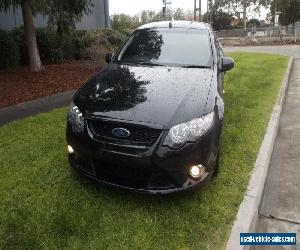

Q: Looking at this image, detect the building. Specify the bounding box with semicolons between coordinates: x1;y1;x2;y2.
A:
0;0;110;31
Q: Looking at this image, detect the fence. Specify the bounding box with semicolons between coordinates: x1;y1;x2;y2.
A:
217;26;296;38
217;25;300;46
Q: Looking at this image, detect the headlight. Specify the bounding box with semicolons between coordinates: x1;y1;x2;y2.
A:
67;102;84;134
163;112;215;149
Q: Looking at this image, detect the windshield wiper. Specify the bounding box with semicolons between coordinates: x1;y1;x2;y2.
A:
181;65;211;69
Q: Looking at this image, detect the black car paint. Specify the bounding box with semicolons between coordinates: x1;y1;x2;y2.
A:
74;64;214;129
66;21;234;194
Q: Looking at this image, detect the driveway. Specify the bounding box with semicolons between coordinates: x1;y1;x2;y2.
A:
224;45;300;58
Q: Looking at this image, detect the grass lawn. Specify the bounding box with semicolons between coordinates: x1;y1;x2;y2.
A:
0;53;289;249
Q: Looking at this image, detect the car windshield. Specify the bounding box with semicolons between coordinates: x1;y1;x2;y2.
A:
115;28;213;68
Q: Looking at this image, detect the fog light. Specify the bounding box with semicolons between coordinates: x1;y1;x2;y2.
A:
68;145;74;154
190;165;205;178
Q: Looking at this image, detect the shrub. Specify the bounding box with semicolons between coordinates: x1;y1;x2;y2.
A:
101;29;128;49
11;27;63;65
61;30;92;60
36;28;63;64
11;26;28;65
0;29;20;69
84;29;128;64
8;26;127;67
118;28;134;37
10;27;92;65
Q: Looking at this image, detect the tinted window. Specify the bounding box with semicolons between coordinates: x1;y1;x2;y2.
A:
116;28;212;67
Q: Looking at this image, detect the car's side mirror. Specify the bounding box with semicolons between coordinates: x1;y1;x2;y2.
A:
221;57;234;72
105;53;114;63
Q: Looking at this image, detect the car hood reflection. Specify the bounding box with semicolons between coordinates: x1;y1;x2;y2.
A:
75;63;213;128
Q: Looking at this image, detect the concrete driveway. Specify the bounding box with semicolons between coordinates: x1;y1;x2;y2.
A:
224;45;300;58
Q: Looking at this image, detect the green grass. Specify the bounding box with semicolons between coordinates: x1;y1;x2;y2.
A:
0;53;289;250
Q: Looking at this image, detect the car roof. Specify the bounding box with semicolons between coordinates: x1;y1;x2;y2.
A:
137;21;210;30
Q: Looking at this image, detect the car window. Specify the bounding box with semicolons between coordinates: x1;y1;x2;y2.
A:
116;28;213;67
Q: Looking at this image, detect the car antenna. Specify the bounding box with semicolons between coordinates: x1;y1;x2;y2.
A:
169;22;172;29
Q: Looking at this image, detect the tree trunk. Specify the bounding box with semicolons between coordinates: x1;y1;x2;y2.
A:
21;0;42;72
243;0;247;30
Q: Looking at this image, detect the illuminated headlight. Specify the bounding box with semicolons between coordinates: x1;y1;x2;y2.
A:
67;102;84;134
67;145;74;154
163;112;214;149
190;165;205;178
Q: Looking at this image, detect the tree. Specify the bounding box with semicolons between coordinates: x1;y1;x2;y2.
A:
270;0;300;25
216;0;272;30
247;18;261;27
45;0;93;36
1;0;42;71
111;14;140;31
0;0;92;72
173;8;186;20
140;10;162;24
204;8;234;30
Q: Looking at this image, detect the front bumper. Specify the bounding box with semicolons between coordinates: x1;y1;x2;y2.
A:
69;154;211;194
66;121;221;194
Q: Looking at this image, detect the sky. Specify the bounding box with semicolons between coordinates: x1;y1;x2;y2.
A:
109;0;203;16
109;0;268;20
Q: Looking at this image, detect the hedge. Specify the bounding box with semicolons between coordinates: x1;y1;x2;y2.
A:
10;27;92;65
0;27;128;69
0;29;20;69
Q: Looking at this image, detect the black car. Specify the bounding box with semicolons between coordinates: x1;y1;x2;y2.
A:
66;21;234;194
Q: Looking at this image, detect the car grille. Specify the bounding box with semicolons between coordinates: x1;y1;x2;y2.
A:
88;120;162;147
